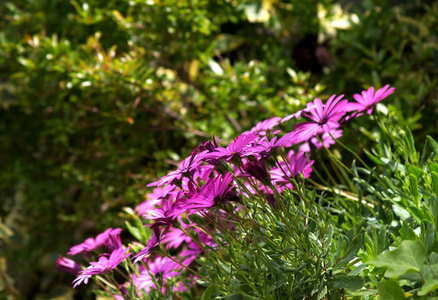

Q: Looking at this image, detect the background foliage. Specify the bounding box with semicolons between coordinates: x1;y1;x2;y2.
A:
0;0;437;298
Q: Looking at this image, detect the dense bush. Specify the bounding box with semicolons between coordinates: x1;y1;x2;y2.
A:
0;0;437;298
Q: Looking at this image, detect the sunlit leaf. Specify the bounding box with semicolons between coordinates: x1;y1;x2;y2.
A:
368;240;426;278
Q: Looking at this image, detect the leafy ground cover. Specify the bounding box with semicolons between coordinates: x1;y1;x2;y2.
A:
0;0;437;298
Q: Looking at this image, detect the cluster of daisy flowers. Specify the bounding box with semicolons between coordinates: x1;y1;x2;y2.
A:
57;85;394;298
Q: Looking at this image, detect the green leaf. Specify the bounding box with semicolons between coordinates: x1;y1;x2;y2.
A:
348;289;378;296
368;240;426;278
409;165;423;178
405;127;418;163
364;149;383;166
323;225;334;252
377;280;406;299
349;264;368;276
125;221;141;241
407;206;425;224
424;222;435;253
427;136;438;155
403;263;438;281
201;285;218;300
381;158;406;174
335;234;363;269
399;220;418;241
410;174;420;206
431;172;438;195
217;260;232;275
328;274;364;291
430;252;438;264
419;279;438;296
392;205;410;220
421;263;438;281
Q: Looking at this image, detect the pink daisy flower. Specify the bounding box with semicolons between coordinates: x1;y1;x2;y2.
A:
293;94;349;142
270;150;314;187
68;228;122;256
347;84;395;114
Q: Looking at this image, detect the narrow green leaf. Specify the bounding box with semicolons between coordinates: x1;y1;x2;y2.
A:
409;165;423;178
410;174;420;206
337;209;346;226
349;264;368;276
125;221;141;241
323;225;334;252
364;149;383;166
381;176;410;200
431;171;438;195
407;206;425;224
328;274;364;291
348;289;378;296
377;281;406;299
405;127;417;163
424;222;435;253
217;260;232;275
381;158;406;174
368;240;426;278
335;235;363;269
427;136;438;155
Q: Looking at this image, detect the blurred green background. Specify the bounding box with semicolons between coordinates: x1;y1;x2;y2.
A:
0;0;437;298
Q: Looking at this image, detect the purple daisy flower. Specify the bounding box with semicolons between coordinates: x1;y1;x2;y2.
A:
68;228;122;256
136;185;175;216
293;94;349;142
281;101;318;123
134;256;181;293
143;191;186;228
56;256;82;274
181;173;236;212
241;158;270;184
244;117;282;136
243;132;298;158
198;135;222;165
275;131;300;148
299;129;343;153
347;84;395;114
208;132;258;162
147;149;208;187
104;233;123;252
270;150;314;186
161;226;192;250
81;247;131;276
72;273;91;288
72;247;131;287
132;226;170;264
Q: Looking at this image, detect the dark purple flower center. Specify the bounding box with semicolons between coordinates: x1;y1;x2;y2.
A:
213;196;222;206
318;117;328;125
155;271;163;278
